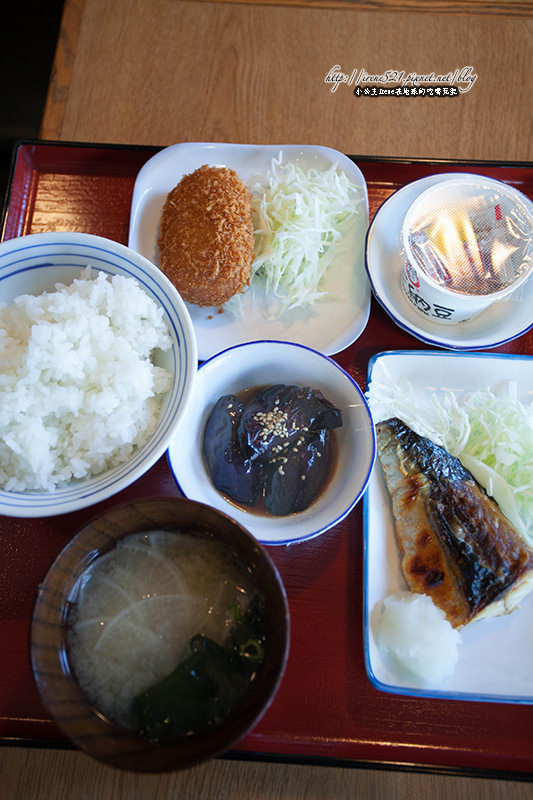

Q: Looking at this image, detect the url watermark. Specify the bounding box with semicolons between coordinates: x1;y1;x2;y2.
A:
325;66;477;95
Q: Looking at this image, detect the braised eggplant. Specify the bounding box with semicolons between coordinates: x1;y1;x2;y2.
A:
263;427;331;516
238;384;342;459
203;385;342;516
202;394;263;505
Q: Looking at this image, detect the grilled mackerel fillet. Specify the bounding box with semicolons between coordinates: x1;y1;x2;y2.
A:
377;417;533;628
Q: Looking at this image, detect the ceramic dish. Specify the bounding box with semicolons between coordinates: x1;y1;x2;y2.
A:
167;340;376;546
0;232;197;518
128;142;370;360
365;173;533;350
364;349;533;702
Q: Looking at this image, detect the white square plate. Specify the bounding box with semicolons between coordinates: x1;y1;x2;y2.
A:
129;142;370;360
364;350;533;703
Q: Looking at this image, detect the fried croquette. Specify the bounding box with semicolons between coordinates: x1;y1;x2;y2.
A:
158;165;255;307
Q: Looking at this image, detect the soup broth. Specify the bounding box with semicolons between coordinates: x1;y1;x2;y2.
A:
66;529;265;741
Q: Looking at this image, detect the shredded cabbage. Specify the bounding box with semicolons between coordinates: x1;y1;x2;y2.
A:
226;153;363;318
367;378;533;541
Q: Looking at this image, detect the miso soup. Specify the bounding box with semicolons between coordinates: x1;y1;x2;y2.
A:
66;529;266;742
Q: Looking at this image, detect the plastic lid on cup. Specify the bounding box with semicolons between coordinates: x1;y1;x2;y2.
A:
402;175;533;299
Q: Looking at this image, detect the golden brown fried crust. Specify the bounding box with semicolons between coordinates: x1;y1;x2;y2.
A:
157;165;254;307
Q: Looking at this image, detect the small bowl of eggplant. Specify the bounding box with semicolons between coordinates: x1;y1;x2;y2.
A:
167;340;376;545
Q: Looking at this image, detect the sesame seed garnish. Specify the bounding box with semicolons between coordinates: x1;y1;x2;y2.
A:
253;408;290;439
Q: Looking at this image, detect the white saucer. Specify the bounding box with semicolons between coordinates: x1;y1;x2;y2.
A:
365;173;533;350
129;142;370;361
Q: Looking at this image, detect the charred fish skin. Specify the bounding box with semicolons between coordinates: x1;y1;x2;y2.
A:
379;417;472;484
376;417;533;628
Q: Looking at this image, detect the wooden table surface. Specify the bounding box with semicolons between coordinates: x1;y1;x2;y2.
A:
3;0;533;797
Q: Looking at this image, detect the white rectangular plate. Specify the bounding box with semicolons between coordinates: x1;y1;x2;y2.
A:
364;349;533;704
128;142;370;361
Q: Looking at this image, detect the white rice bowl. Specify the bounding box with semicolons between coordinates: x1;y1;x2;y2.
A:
0;232;197;518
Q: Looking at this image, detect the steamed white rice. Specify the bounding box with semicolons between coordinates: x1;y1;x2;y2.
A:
0;268;172;492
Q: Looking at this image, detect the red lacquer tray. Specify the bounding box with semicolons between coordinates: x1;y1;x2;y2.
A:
1;141;533;779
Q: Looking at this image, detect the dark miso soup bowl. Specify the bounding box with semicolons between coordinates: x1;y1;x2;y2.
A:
30;496;290;773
